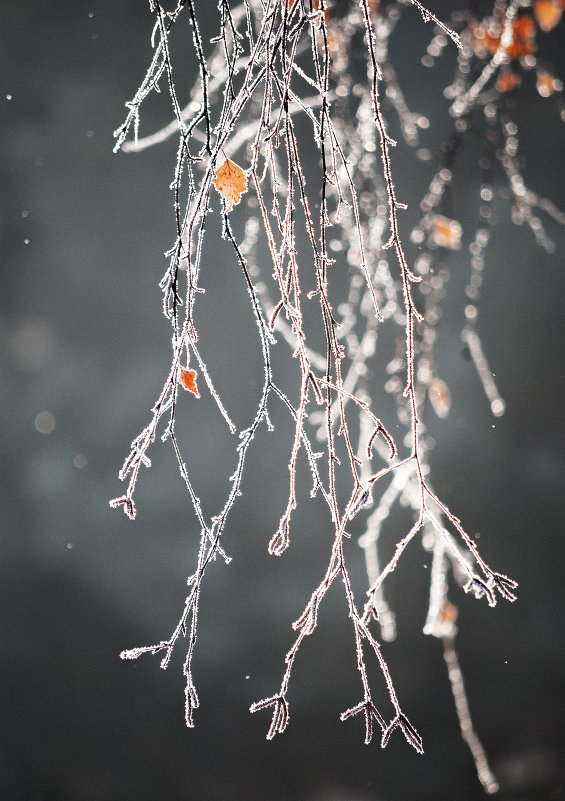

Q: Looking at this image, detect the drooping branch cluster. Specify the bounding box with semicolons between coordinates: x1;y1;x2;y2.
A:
110;0;563;793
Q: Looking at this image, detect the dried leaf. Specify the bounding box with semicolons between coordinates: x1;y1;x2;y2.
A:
212;159;248;211
534;0;562;31
470;14;536;60
507;15;536;59
537;70;562;96
429;377;451;418
496;69;520;93
439;601;458;627
431;216;462;250
469;20;501;57
179;367;200;398
426;601;458;638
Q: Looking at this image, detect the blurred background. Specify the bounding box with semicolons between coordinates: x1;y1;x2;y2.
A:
1;2;564;799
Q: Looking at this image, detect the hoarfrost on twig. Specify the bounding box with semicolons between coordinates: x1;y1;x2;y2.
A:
109;0;564;791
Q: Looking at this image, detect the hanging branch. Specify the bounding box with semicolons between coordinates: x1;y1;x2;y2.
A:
110;0;563;790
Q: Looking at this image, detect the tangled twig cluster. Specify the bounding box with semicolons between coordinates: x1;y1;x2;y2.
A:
110;0;564;792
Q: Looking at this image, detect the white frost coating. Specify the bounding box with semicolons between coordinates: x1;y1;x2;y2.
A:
110;0;563;788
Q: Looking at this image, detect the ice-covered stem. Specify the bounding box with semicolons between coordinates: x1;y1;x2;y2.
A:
253;489;422;753
109;0;533;777
443;635;500;794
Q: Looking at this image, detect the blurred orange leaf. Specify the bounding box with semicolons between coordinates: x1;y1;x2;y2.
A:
212;159;248;211
534;0;562;31
429;378;451;418
537;70;562;95
470;14;536;60
431;216;462;250
496;69;520;92
439;602;458;627
507;15;536;58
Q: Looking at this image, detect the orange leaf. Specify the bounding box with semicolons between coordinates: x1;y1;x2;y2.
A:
439;602;458;627
507;15;536;58
537;70;562;96
534;0;562;31
469;20;501;56
179;368;200;398
429;378;451;419
212;159;248;211
431;216;462;250
496;69;520;92
512;14;536;41
470;14;536;60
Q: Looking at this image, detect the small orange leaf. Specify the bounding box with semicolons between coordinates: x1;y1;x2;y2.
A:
431;216;462;250
496;69;520;93
534;0;562;31
507;15;536;58
425;600;458;638
469;20;501;56
439;602;458;627
212;159;248;211
512;14;536;41
429;378;451;418
470;15;536;60
537;69;562;96
179;368;200;398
